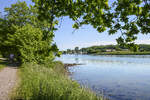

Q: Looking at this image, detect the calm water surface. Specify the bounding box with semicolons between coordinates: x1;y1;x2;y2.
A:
57;54;150;100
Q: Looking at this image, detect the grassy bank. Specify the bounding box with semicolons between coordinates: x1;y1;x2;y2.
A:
0;64;4;70
96;51;150;55
0;60;7;70
12;62;103;100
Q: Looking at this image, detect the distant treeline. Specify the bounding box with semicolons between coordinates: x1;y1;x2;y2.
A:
63;44;150;55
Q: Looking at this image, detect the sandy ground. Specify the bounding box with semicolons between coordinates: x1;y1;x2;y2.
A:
0;67;18;100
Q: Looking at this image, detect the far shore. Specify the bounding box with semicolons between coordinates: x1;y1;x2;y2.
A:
64;51;150;55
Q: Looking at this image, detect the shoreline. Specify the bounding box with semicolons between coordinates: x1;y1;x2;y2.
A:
63;52;150;55
64;63;83;69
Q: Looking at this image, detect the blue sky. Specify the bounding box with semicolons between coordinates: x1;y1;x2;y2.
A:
0;0;150;50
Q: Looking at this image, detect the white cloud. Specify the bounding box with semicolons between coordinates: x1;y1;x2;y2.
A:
78;41;117;48
135;40;150;44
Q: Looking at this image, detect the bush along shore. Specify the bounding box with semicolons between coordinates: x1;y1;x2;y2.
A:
11;61;104;100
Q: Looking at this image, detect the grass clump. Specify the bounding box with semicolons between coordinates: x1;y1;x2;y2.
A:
12;62;103;100
0;60;8;70
0;64;4;70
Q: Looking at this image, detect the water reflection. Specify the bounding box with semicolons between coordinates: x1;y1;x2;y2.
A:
75;57;79;64
58;54;150;65
57;54;150;100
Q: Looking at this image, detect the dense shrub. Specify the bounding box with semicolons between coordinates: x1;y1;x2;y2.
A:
5;24;55;64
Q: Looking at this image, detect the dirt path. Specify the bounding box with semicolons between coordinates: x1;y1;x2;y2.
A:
0;67;18;100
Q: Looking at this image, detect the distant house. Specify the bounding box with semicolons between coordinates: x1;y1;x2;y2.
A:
106;49;116;52
112;49;116;52
121;49;129;51
106;49;111;52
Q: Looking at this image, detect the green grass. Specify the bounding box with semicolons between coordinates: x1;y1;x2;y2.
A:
12;62;104;100
0;60;8;70
0;65;4;70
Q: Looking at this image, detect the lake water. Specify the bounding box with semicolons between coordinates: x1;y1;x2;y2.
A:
57;54;150;100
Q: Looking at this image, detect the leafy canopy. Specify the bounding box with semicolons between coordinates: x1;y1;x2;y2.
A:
32;0;149;51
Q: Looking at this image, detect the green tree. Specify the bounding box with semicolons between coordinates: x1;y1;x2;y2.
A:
66;49;71;54
5;24;56;63
109;0;149;51
75;47;79;54
0;1;60;64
